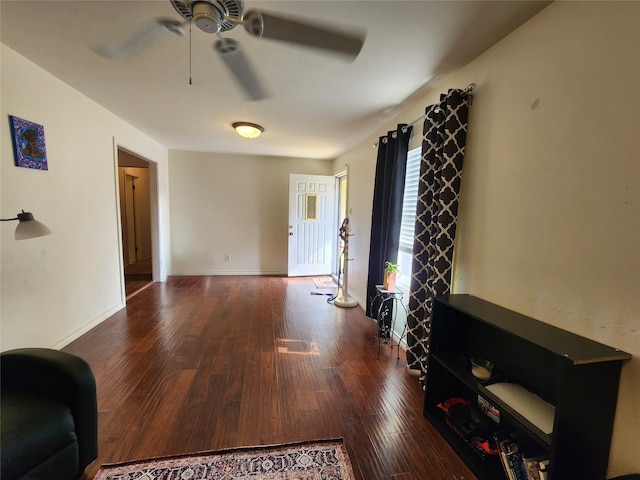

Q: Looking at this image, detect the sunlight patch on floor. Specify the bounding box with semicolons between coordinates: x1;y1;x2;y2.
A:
277;338;320;356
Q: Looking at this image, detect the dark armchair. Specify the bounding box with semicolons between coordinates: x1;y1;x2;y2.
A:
1;348;98;480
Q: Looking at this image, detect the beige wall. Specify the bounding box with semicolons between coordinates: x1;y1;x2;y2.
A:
168;150;332;275
1;1;638;475
335;2;639;476
1;45;170;351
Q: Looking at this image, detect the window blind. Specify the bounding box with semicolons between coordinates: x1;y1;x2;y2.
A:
399;147;421;255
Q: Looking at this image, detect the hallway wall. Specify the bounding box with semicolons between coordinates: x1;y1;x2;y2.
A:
168;150;332;275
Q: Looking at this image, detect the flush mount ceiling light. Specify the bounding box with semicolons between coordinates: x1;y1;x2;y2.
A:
1;210;52;240
232;122;264;139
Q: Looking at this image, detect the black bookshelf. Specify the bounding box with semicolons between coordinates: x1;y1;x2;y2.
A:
423;294;631;480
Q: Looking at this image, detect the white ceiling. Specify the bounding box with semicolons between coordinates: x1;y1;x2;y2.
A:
1;1;549;160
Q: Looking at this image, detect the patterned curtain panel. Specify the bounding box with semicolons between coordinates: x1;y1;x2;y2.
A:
366;124;413;325
406;89;470;382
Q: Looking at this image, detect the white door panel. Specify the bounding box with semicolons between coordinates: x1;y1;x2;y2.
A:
288;174;335;277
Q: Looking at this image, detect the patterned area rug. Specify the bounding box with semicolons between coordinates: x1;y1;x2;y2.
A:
312;277;337;289
93;439;355;480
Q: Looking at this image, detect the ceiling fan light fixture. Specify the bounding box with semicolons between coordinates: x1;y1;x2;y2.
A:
192;1;222;33
233;122;264;139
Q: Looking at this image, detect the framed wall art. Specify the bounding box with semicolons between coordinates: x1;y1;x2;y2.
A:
9;115;48;170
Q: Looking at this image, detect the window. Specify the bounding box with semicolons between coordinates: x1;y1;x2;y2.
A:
396;146;421;288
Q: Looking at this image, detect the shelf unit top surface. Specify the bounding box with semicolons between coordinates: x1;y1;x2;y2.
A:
436;294;631;365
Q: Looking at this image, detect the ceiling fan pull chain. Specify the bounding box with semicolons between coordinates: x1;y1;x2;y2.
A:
189;21;193;85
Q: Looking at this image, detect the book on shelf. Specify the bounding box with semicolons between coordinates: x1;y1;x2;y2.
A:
495;431;518;480
494;431;549;480
523;454;548;480
538;459;550;480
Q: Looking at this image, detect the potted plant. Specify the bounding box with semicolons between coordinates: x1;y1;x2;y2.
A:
383;261;400;291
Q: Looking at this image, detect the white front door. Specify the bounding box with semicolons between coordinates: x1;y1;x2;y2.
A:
288;174;336;277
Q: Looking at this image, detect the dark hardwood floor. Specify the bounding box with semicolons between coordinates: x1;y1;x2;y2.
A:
123;257;152;279
64;275;477;480
124;258;153;298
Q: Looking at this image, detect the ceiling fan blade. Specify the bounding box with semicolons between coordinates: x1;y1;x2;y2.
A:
215;38;267;101
242;10;365;60
93;18;185;59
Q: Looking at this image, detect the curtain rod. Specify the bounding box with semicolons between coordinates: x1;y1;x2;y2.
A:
373;83;476;147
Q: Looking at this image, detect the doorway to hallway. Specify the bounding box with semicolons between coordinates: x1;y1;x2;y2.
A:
118;149;153;298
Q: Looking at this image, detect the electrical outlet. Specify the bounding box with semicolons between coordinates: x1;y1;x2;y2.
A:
224;254;230;261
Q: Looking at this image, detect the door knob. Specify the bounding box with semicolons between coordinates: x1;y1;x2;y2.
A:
289;232;294;236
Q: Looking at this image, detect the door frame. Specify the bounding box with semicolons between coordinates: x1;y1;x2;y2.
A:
112;140;162;304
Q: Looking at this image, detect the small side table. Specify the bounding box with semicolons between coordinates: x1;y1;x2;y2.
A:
370;285;408;359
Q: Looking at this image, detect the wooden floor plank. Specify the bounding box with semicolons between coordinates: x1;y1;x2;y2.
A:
65;276;477;480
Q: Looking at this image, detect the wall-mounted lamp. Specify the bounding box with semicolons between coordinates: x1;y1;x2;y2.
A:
232;122;264;139
1;210;52;240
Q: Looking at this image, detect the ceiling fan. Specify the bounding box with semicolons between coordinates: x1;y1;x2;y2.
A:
98;0;366;101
